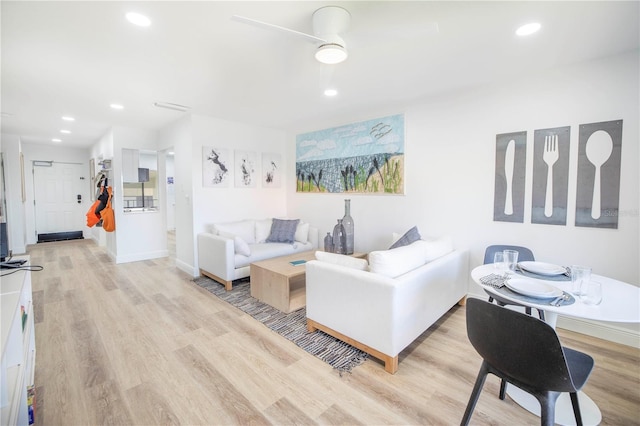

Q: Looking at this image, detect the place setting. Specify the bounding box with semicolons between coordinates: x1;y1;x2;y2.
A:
480;250;606;307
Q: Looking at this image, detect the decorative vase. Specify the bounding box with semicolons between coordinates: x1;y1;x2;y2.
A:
323;232;334;253
332;219;346;254
341;199;354;255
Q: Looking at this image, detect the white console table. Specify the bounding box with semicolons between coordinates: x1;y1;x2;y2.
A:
1;256;36;425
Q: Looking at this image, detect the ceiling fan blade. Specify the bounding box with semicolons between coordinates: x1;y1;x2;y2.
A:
231;15;326;44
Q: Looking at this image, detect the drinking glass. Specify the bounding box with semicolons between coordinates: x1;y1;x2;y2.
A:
503;250;519;273
580;280;602;305
571;265;591;296
493;252;505;271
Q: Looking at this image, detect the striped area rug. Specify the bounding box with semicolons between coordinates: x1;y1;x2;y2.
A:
193;277;368;373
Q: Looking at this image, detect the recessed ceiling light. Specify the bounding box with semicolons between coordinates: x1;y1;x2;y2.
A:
126;12;151;27
62;116;75;121
52;138;62;142
110;103;124;110
60;129;71;134
324;89;338;97
516;22;541;36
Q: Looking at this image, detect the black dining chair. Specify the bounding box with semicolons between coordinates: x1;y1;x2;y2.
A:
461;298;594;426
483;244;545;320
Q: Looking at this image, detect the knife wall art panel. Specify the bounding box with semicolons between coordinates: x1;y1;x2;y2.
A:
575;120;622;229
494;132;526;223
531;126;571;225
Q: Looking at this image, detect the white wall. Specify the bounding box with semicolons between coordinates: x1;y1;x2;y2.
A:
111;126;167;263
157;115;193;275
0;134;27;254
286;51;639;344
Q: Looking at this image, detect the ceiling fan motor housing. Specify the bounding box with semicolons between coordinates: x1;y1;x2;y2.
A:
312;6;351;47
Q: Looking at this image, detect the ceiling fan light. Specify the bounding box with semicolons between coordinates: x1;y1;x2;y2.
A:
315;43;348;64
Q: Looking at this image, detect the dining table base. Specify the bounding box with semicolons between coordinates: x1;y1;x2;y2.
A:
506;384;602;426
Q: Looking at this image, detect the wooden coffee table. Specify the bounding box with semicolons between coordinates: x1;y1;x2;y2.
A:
250;251;366;313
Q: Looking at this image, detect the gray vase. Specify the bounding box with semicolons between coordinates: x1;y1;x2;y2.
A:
332;219;346;254
323;232;334;253
341;199;354;254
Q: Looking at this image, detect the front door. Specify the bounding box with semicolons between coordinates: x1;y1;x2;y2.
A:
33;162;86;239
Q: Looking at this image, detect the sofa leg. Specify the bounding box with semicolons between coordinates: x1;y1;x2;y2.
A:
200;269;234;291
384;356;399;374
458;295;468;306
307;319;318;333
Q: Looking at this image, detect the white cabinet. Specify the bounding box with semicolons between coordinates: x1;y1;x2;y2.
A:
1;256;36;426
122;149;140;182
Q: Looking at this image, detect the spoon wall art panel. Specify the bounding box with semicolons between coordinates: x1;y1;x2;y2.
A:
531;126;571;225
575;120;623;229
493;131;527;223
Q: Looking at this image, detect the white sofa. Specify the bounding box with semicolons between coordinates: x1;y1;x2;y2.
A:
198;218;319;290
305;237;468;374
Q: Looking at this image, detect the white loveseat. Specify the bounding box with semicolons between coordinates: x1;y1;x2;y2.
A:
305;237;468;374
198;218;319;290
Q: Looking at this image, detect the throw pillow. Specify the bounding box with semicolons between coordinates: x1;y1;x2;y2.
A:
295;222;310;244
423;235;454;262
266;218;300;243
214;220;256;244
234;236;251;257
389;226;421;249
255;219;273;243
315;251;368;271
369;240;428;278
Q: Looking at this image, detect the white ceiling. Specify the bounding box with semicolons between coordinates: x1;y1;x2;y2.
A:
2;1;638;149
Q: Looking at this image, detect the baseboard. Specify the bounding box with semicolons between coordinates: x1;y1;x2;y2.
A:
556;316;640;348
176;258;197;277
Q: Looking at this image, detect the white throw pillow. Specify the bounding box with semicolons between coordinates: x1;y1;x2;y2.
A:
423;235;454;262
295;222;310;244
234;236;251;257
368;240;428;278
255;219;273;243
214;220;256;244
315;251;369;271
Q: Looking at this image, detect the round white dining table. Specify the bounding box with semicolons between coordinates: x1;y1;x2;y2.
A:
471;264;640;426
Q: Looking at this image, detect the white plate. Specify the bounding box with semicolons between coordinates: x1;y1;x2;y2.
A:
518;261;567;276
506;278;563;299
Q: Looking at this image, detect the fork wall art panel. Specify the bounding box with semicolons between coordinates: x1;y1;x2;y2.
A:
531;126;571;225
575;120;622;229
295;114;405;194
203;146;231;188
494;131;527;223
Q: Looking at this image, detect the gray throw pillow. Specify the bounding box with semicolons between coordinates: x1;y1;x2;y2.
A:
266;219;300;243
389;226;421;249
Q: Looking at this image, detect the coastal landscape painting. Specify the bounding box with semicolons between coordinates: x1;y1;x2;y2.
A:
295;114;405;194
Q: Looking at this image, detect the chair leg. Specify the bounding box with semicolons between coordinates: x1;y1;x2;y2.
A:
538;392;560;426
499;379;507;400
525;307;532;315
570;392;584;426
488;296;494;303
538;310;545;321
461;363;489;426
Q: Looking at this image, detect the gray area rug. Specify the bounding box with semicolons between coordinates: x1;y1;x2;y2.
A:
192;277;368;373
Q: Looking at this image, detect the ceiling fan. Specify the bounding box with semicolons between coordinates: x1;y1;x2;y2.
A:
231;6;352;65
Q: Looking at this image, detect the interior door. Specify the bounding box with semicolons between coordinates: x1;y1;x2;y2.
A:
33;162;85;236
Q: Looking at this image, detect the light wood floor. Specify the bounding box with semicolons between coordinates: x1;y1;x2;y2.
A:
28;239;639;425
